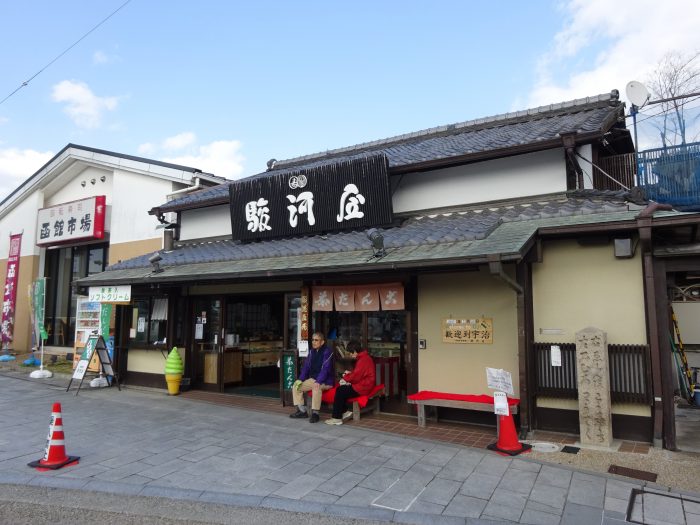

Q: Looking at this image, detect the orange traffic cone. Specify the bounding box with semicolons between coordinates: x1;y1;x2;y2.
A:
28;402;80;471
487;413;532;456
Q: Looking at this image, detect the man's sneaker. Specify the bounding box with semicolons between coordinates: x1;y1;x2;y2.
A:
289;409;308;419
309;412;320;423
325;418;343;425
342;411;353;421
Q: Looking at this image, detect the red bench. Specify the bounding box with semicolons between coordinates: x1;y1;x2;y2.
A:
407;391;519;428
318;383;386;421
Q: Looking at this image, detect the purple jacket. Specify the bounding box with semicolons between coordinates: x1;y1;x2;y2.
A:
299;345;335;387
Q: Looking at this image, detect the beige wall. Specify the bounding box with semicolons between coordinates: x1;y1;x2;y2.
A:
537;397;651;417
532;240;646;345
109;238;162;266
418;268;519;395
127;348;182;374
0;254;40;353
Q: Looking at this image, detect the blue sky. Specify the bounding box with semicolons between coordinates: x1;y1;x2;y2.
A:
1;0;699;200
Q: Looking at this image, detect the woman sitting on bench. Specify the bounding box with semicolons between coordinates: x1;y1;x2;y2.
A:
325;341;376;425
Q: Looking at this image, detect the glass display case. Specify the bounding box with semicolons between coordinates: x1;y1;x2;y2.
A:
75;297;100;346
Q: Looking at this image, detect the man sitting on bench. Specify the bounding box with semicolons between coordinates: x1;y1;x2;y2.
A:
325;341;375;426
289;332;334;423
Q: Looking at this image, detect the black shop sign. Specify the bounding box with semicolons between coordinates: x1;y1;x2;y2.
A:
229;154;393;241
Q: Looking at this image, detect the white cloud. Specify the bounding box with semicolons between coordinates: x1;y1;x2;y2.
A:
0;148;54;202
93;50;109;64
51;80;118;129
92;49;121;65
162;140;245;179
528;0;700;108
162;132;196;151
138;142;155;155
0;116;8;126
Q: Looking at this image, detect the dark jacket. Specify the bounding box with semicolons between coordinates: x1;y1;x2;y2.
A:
299;345;334;386
342;350;376;395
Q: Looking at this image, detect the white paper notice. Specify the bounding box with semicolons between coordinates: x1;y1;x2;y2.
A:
298;340;309;357
195;323;203;340
486;368;514;395
493;391;509;416
550;345;562;367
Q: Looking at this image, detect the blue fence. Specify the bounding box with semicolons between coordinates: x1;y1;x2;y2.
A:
637;142;700;210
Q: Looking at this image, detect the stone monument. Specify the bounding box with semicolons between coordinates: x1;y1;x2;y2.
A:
575;326;613;448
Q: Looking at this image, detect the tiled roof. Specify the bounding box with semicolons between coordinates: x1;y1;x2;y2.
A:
79;190;655;287
153;92;624;213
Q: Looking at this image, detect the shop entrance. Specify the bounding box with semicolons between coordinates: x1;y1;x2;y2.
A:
316;310;410;414
191;293;299;397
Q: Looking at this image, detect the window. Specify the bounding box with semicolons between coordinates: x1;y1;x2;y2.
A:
129;296;168;346
44;243;108;346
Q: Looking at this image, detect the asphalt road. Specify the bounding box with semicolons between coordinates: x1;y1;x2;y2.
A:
0;484;388;525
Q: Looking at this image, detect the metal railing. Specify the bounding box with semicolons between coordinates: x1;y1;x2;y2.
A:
637;142;700;209
534;342;651;404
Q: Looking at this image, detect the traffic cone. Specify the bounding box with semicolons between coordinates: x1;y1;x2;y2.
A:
28;402;79;471
487;413;532;456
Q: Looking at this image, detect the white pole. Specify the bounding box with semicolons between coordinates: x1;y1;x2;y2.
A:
30;279;52;379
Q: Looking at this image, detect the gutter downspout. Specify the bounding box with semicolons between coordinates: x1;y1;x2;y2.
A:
488;256;528;437
636;202;674;449
561;133;584;190
167;175;202;199
488;258;523;294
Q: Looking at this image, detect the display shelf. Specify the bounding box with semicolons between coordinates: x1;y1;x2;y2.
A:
75;297;101;346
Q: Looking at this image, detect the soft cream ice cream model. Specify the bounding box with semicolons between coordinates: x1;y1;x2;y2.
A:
164;347;184;395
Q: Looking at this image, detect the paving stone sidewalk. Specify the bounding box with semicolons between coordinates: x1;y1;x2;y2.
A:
0;371;697;525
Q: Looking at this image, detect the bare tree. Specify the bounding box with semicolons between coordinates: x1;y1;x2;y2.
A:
646;50;700;147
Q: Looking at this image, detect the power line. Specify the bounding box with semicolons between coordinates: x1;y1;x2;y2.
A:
0;0;132;107
635;95;700;126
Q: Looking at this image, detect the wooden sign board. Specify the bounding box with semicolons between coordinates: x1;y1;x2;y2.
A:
442;317;493;344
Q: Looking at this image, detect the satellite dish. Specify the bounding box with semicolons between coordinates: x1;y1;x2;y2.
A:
626;81;650;108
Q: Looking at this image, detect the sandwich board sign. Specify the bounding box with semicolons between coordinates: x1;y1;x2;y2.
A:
66;335;120;395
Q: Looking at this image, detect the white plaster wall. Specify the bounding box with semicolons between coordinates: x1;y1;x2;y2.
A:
45;166;113;207
110;169;173;244
579;144;594;189
0;192;45;257
392;149;566;213
180;205;232;241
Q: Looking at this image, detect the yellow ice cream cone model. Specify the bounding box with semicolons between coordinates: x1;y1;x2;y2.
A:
164;347;184;395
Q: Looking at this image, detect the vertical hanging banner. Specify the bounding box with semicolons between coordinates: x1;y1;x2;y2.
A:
32;278;47;344
1;234;22;347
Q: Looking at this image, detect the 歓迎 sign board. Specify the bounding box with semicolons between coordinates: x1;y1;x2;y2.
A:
486;367;514;396
442;317;493;344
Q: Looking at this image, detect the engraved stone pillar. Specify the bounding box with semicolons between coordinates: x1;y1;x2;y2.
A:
575;327;613;448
